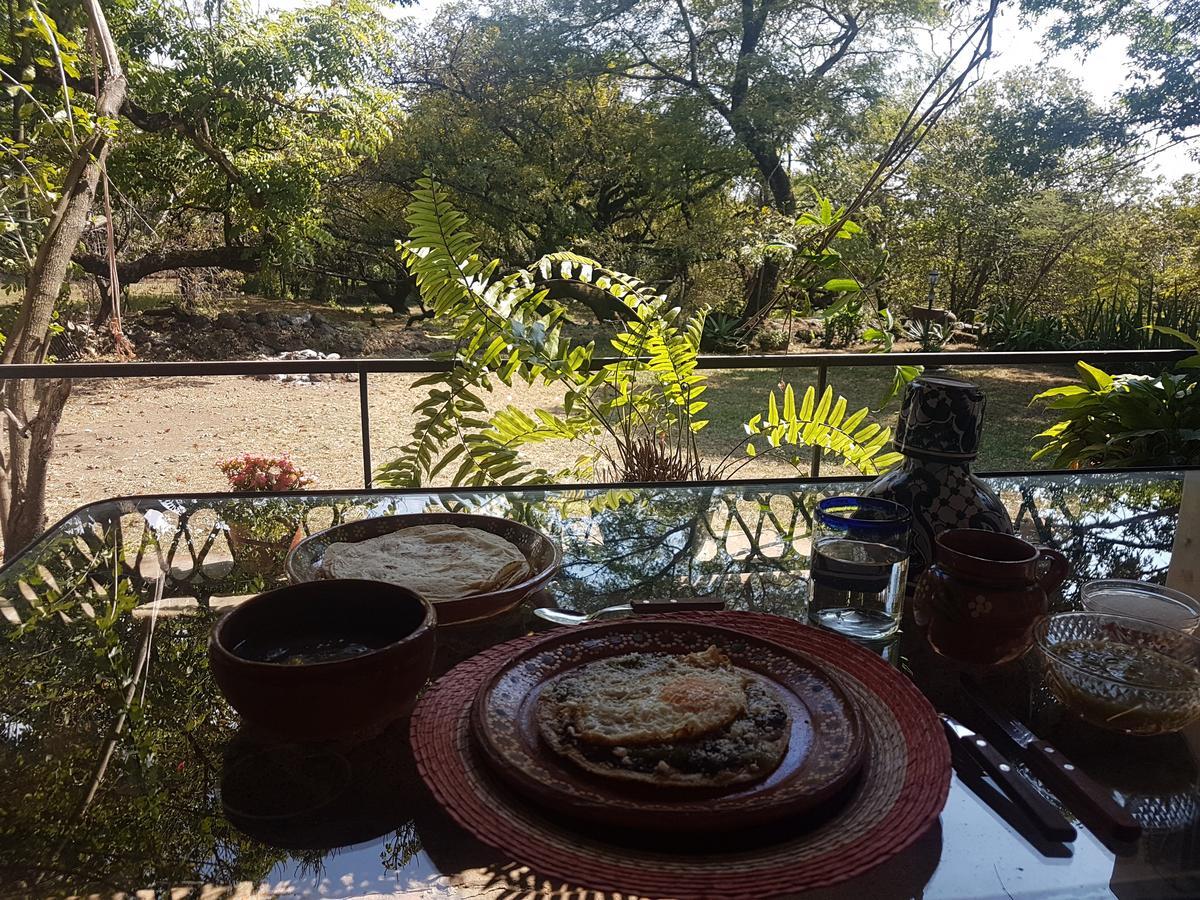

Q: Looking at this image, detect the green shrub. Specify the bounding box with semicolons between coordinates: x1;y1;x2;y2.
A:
374;179;904;487
981;299;1072;350
700;311;749;353
983;293;1200;352
1031;330;1200;468
902;318;959;351
821;300;864;348
755;323;791;352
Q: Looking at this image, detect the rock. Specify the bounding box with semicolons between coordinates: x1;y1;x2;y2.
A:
249;348;356;385
259;332;287;352
118;304;367;363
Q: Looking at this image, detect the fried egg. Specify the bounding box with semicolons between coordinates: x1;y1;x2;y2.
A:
536;646;791;788
545;645;750;747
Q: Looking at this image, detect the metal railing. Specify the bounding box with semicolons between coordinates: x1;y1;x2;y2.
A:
0;348;1191;486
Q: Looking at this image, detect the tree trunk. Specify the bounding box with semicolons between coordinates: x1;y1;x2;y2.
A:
0;0;126;556
78;244;264;326
92;274;117;327
737;136;796;327
743;257;782;324
0;377;72;554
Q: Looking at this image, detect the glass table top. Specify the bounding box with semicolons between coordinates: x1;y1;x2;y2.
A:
1;470;1197;898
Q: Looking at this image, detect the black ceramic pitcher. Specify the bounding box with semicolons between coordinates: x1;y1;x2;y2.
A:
864;374;1013;580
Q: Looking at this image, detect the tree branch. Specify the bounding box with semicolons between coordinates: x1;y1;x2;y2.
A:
32;68;251;199
72;245;263;285
675;0;702;87
810;15;860;80
730;0;770;112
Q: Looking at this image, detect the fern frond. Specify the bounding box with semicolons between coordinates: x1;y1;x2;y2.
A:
744;385;902;476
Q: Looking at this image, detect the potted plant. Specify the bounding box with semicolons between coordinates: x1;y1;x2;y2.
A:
219;454;315;574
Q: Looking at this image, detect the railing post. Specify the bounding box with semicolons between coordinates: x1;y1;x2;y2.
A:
809;365;827;478
359;367;372;489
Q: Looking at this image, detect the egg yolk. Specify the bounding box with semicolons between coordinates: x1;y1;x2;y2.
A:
659;674;721;711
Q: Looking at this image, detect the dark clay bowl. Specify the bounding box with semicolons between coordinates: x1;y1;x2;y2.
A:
208;579;436;740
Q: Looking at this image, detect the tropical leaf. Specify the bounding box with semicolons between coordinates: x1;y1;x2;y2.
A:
1030;353;1200;468
742;385;902;476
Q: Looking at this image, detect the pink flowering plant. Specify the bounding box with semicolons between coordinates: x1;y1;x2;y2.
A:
220;454;315;493
219;454;315;544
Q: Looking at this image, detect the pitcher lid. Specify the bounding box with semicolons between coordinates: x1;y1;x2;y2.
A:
895;375;985;461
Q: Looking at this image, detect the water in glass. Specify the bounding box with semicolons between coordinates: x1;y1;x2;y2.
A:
809;537;908;639
807;496;911;641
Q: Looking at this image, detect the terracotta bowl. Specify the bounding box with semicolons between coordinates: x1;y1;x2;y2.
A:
208;579;436;740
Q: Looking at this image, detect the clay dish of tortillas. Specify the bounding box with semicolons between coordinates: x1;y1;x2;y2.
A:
323;524;530;602
285;513;561;625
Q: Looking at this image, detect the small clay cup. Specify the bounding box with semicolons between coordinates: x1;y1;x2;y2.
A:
209;579;436;740
914;529;1069;666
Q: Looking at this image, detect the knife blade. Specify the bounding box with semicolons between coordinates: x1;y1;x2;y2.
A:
961;675;1141;844
941;713;1077;843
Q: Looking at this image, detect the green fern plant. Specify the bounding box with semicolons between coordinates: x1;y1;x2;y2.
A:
374;178;902;488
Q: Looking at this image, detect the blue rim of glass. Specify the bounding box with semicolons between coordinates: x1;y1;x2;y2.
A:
816;495;912;532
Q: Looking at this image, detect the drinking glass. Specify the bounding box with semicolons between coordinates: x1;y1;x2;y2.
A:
807;496;912;641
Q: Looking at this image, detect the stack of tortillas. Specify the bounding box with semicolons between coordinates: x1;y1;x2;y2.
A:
323;524;530;601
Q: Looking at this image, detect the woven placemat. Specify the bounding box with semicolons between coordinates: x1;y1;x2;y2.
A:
411;611;950;900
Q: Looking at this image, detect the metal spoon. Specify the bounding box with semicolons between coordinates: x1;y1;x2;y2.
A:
533;597;727;626
533;604;633;626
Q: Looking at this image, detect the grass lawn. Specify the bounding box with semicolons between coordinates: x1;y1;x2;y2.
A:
696;363;1074;477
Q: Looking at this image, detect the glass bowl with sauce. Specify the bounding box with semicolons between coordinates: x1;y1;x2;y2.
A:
1034;612;1200;736
1081;580;1200;634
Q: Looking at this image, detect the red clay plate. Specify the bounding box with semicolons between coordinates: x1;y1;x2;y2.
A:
470;620;864;831
285;513;560;626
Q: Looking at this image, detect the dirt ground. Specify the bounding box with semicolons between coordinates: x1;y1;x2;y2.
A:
29;286;1072;528
44;374;790;525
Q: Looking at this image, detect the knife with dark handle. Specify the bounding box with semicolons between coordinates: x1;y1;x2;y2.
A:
631;597;727;613
942;714;1078;844
961;675;1142;844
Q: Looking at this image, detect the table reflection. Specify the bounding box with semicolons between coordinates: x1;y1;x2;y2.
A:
0;471;1194;898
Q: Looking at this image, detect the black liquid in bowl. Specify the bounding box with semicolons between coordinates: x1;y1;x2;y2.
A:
234;635;382;665
209;579;436;740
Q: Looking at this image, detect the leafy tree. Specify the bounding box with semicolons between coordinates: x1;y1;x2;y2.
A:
1023;0;1200;139
0;0;401;554
387;4;744;306
869;69;1135;318
62;0;400;321
471;0;947;322
0;0;126;554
